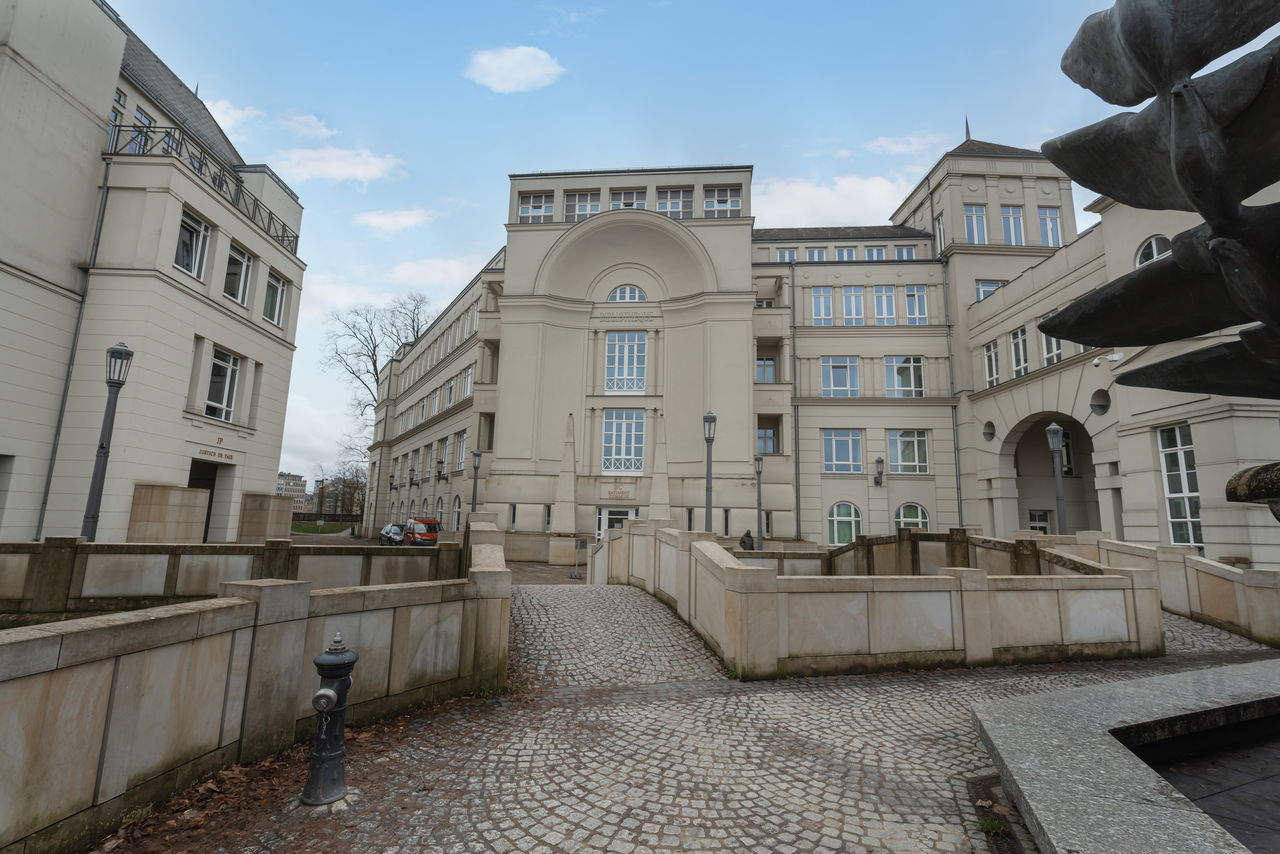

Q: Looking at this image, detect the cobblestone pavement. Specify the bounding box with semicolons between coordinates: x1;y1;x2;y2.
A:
204;586;1276;854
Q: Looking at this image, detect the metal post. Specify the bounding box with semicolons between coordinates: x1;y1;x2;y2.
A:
754;455;764;550
301;632;359;805
80;382;122;542
703;411;716;533
471;450;481;512
1046;422;1068;535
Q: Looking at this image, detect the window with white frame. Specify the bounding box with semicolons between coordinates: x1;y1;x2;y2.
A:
807;248;826;262
108;104;122;150
885;356;924;398
842;286;864;326
430;389;439;415
205;347;240;422
821;356;859;398
1039;207;1062;247
756;356;775;383
602;409;644;473
656;188;693;218
1001;206;1024;245
174;211;210;278
865;246;886;260
1028;510;1052;534
452;495;462;531
822;428;862;473
964;204;987;244
934;214;945;252
896;246;916;260
757;422;777;454
756;298;774;308
905;285;927;325
223;246;251;305
456;431;468;470
263;272;286;326
975;280;1004;302
464;365;473;396
518;193;554;223
1041;321;1062;366
874;285;895;325
1010;327;1029;377
1158;424;1202;546
984;340;1000;388
888;429;928;473
777;248;796;262
565;191;600;222
1136;235;1172;266
605;331;646;393
894;503;929;531
128;107;153;154
836;247;856;261
607;285;646;302
827;502;862;545
703;186;742;217
610;189;645;210
812;287;833;326
445;379;455;407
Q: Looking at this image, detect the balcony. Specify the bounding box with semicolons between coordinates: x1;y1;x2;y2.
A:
753;383;791;413
107;124;299;255
752;307;790;340
478;311;501;343
472;382;497;413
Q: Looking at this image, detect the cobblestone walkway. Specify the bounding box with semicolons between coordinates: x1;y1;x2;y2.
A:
209;586;1276;854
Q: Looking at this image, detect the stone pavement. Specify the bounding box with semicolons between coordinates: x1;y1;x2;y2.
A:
196;584;1277;854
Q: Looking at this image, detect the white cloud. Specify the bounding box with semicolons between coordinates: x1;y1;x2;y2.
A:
865;133;948;155
463;46;565;93
204;99;264;141
297;271;389;323
752;174;917;228
279;394;365;479
387;256;485;295
272;146;403;185
355;208;443;234
280;114;337;138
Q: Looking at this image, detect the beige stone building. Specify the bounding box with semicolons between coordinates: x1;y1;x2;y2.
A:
0;0;304;542
367;143;1280;568
276;472;307;513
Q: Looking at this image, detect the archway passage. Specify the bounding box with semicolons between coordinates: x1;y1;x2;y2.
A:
1008;414;1100;534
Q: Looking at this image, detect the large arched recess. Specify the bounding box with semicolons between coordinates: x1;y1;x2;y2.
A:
532;209;720;301
997;411;1100;534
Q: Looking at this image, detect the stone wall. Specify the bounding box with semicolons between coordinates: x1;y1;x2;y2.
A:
236;493;294;543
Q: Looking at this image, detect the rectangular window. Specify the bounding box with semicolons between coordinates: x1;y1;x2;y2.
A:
128;107;153;154
822;428;863;474
755;356;776;383
885;356;924;398
445;379;455;407
984;340;1000;388
842;286;864;326
565;191;600;222
1010;327;1029;377
865;246;886;261
263;272;286;326
656;188;693;219
836;247;856;261
904;285;927;325
1042;321;1063;366
975;280;1003;302
464;365;473;396
1001;206;1024;246
456;431;468;470
821;356;859;398
205;347;240;422
777;248;796;262
107;107;121;150
430;389;439;416
874;285;895;326
755;299;774;308
807;248;826;262
1039;207;1062;247
602;409;645;473
896;246;916;260
1028;510;1051;534
703;186;742;217
174;211;210;278
934;214;945;253
1158;424;1201;546
888;429;928;474
518;193;554;224
757;423;777;454
610;189;645;210
964;204;987;244
812;287;832;326
223;246;251;305
605;331;647;393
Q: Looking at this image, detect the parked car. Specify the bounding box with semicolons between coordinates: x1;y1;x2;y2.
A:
379;523;404;546
403;517;442;546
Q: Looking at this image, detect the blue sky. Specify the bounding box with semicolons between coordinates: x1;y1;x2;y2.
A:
100;1;1199;483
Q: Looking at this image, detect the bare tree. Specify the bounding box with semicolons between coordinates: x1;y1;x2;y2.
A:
322;292;437;421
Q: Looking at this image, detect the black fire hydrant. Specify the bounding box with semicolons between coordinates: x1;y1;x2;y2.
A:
300;632;359;805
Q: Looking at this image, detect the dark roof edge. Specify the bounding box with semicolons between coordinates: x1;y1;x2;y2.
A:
509;164;753;179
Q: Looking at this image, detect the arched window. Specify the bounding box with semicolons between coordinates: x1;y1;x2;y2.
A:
827;502;862;545
894;503;929;531
452;495;463;531
436;497;444;519
607;285;646;302
1136;235;1171;267
409;500;416;517
398;500;405;520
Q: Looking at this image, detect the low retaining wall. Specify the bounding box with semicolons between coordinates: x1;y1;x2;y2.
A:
0;566;509;853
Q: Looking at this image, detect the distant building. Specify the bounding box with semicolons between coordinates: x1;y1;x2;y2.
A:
0;0;305;542
276;472;307;513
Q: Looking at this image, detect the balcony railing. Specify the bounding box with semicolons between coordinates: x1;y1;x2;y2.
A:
106;123;299;256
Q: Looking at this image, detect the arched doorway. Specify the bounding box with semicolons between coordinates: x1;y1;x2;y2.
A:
1000;413;1101;535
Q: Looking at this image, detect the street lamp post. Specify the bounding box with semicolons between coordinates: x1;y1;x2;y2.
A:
754;454;764;550
81;343;134;542
703;411;717;533
1046;422;1068;534
315;478;325;529
471;450;481;512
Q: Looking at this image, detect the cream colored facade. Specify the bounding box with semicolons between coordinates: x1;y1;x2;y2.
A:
369;144;1280;568
0;0;304;542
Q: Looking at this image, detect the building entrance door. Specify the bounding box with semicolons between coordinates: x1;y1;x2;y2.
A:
187;460;219;543
596;507;636;540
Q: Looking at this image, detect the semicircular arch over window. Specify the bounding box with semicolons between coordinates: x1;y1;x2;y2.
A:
607;285;647;302
827;501;862;545
1135;235;1171;267
894;503;929;531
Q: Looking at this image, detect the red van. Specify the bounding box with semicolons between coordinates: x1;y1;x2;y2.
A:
403;517;441;546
